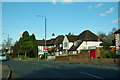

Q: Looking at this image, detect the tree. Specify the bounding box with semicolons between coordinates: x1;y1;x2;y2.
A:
19;31;34;59
98;27;117;51
30;34;38;58
1;35;13;53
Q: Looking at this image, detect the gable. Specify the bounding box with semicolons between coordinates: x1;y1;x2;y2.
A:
63;36;69;43
78;30;99;41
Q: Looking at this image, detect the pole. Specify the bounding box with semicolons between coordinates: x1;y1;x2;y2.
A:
45;17;47;60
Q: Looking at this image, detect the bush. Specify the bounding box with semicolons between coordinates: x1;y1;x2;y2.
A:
104;51;116;58
81;50;89;52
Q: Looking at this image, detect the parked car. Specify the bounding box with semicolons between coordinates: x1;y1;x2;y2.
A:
6;56;9;60
0;53;7;61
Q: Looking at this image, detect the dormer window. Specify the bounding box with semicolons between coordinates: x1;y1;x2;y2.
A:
64;42;68;47
119;33;120;40
77;40;81;42
60;44;62;47
54;45;56;47
74;41;78;46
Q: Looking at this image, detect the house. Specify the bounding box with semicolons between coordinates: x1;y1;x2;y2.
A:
37;30;102;57
37;34;64;56
63;30;102;54
114;29;120;55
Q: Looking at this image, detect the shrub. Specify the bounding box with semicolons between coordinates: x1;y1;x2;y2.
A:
104;51;116;58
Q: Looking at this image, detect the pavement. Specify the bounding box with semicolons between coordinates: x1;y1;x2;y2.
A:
2;61;11;80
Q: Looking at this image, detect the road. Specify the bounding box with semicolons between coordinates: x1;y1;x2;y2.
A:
2;60;120;79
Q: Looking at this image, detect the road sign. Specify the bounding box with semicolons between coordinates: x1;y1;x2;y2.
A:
43;46;48;49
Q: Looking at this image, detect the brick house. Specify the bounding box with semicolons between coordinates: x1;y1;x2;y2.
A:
114;29;120;55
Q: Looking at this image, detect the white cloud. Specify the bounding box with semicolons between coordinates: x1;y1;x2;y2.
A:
100;13;106;16
52;0;56;4
100;7;114;16
106;7;114;13
95;3;103;8
112;18;120;23
18;31;24;36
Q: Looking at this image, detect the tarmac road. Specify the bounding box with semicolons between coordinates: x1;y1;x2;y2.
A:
3;59;120;79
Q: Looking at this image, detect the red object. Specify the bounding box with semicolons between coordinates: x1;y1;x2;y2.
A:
90;49;96;59
6;56;9;60
44;46;48;49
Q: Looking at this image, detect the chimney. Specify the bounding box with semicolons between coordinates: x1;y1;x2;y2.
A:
52;33;55;39
98;37;100;41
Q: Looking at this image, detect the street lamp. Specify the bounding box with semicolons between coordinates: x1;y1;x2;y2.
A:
36;15;47;60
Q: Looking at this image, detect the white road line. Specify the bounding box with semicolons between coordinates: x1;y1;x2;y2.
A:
80;71;103;79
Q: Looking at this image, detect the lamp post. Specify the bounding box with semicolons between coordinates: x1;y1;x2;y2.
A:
36;15;47;60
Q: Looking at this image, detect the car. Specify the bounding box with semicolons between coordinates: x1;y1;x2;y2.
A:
0;53;7;61
6;56;9;60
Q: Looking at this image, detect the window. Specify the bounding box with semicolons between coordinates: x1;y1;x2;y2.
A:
60;44;62;47
64;42;68;47
74;41;78;46
54;45;56;47
119;34;120;40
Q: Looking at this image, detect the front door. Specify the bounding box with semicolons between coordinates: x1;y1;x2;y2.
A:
90;49;96;59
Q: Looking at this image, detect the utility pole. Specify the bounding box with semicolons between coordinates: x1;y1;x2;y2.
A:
36;15;47;60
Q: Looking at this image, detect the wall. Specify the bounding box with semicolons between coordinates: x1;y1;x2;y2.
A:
47;56;55;60
63;36;69;50
115;34;120;55
69;58;120;63
38;46;44;52
69;42;73;49
56;52;89;61
56;54;120;63
77;41;102;50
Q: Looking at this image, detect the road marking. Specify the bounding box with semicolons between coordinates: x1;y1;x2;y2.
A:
80;71;103;79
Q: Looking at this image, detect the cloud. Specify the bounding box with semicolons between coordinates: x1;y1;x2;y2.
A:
52;0;56;4
100;13;106;16
95;3;103;8
106;7;114;13
100;7;114;16
112;18;120;23
18;31;24;36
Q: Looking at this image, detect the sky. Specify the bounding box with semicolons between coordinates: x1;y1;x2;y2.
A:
1;1;120;46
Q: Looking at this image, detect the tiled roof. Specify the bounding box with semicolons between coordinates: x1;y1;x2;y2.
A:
69;41;83;51
55;45;63;51
78;30;99;41
37;35;64;46
47;38;56;46
37;40;45;46
54;35;64;45
66;35;79;42
114;29;120;34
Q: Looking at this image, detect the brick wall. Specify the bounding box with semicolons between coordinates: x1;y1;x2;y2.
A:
55;52;120;63
69;58;120;63
56;52;89;61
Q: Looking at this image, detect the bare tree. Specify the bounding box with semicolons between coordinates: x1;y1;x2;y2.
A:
2;35;13;52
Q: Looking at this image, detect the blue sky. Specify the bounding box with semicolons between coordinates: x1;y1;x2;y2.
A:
2;2;119;44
